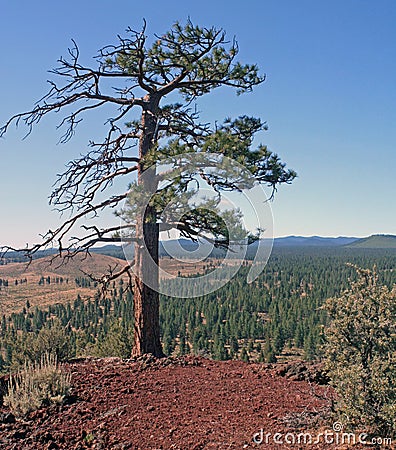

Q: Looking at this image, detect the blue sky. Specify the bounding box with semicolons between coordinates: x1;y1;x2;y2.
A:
0;0;395;247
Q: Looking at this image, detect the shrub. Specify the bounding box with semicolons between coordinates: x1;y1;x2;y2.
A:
323;266;396;434
4;352;71;416
8;319;72;370
34;319;72;362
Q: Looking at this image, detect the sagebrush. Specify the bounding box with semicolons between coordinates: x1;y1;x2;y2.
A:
4;352;71;416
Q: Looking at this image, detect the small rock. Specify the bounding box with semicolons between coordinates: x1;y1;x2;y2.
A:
12;429;28;439
41;431;54;443
0;412;15;424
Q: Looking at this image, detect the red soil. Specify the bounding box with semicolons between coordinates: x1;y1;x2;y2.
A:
0;356;391;449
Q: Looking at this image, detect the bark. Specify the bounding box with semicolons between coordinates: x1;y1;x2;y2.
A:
132;95;164;357
132;210;163;357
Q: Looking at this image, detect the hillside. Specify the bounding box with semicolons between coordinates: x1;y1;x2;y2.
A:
0;253;224;315
0;253;127;316
0;252;127;279
1;247;395;367
0;356;341;450
345;234;396;249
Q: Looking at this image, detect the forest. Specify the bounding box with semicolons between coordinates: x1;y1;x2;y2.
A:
0;246;395;372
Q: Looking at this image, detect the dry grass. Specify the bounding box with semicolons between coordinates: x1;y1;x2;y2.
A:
0;253;128;315
0;254;245;316
3;353;71;416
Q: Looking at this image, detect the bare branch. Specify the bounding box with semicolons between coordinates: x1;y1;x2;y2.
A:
81;260;135;296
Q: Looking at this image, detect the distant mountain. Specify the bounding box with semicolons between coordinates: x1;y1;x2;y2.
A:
1;246;127;264
72;236;369;258
0;248;57;263
160;239;225;258
272;236;358;247
114;240;226;259
91;245;126;259
160;236;361;254
4;234;394;265
344;234;396;249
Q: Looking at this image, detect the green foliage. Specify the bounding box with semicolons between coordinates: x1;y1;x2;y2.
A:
111;22;295;250
94;320;132;358
9;319;71;369
1;248;395;368
110;20;264;101
323;266;396;434
4;353;71;417
304;330;320;361
121;115;296;248
35;319;72;362
263;340;277;363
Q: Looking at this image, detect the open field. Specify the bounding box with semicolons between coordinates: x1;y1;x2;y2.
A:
0;253;243;316
0;253;124;316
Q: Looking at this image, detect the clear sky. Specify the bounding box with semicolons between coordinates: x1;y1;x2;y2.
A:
0;0;395;247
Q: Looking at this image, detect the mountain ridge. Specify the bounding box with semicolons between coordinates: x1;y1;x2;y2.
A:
344;234;396;249
2;234;395;263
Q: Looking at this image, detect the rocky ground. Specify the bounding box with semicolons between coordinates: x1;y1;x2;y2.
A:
0;356;392;449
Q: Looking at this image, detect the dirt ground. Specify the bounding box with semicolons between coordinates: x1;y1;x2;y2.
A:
0;356;392;449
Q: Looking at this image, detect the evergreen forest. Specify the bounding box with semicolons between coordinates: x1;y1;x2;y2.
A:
0;247;395;371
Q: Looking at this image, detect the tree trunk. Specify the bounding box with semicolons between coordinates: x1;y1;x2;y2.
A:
132;210;163;357
132;96;164;358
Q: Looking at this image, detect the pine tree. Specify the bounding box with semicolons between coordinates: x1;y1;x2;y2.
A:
264;340;277;363
1;20;295;357
96;320;132;358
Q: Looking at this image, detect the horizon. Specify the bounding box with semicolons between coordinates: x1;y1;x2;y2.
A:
3;233;396;252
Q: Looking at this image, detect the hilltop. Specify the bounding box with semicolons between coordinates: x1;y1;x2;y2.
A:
273;236;358;247
0;356;340;450
345;234;396;249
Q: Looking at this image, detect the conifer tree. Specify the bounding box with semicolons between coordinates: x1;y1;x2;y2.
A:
1;21;295;356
